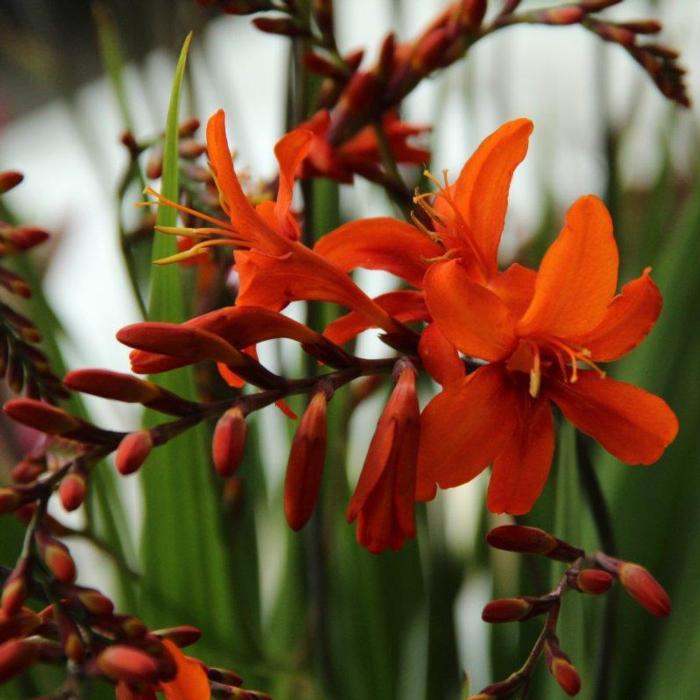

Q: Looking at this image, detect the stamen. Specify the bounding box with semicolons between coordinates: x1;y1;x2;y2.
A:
410;211;442;243
153;239;236;265
154;226;233;239
141;187;233;231
528;342;541;398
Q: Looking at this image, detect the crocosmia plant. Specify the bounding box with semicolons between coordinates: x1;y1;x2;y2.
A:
0;1;696;698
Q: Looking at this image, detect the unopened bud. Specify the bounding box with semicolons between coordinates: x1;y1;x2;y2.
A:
64;368;161;403
0;268;31;298
594;23;636;46
212;407;247;478
0;608;41;644
178;117;201;137
576;569;614;595
153;625;201;648
1;558;31;614
4;398;82;435
97;645;161;684
6;227;50;251
482;597;532;623
284;391;328;530
208;666;244;687
252;16;308;37
0;171;24;194
0;638;39;684
116;430;153;475
0;488;21;514
10;459;43;484
56;611;84;663
545;642;581;697
619;19;662;35
36;531;76;584
460;0;487;31
618;562;671;617
486;525;583;561
74;587;114;616
411;27;453;74
178;139;207;159
59;471;87;512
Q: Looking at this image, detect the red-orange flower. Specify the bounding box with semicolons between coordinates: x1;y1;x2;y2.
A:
347;363;419;553
418;195;678;513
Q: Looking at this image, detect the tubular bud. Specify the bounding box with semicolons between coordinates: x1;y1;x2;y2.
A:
575;569;614;595
36;530;76;584
59;471;87;512
618;562;671;617
544;641;581;697
481;597;532;622
212;407;247;478
74;587;115;616
4;398;82;435
10;459;44;484
252;16;308;37
0;171;24;194
153;625;202;648
486;525;583;561
0;488;22;514
0;638;39;684
116;430;153;475
537;7;585;25
460;0;487;30
208;666;244;686
64;368;161;403
0;608;41;644
284;390;328;531
1;558;31;614
97;645;161;684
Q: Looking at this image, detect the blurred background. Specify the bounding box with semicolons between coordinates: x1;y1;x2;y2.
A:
1;1;699;698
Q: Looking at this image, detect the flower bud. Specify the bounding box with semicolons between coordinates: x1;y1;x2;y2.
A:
4;398;82;435
486;525;583;561
178;117;200;137
116;430;153;475
284;391;328;530
74;587;114;616
2;558;31;614
482;597;532;623
0;171;23;194
460;0;487;30
0;638;39;684
64;368;161;403
252;16;308;37
0;488;21;514
545;642;581;697
0;608;41;644
59;471;87;512
0;268;31;298
153;625;202;648
146;147;163;180
208;666;244;686
537;7;585;25
10;459;44;484
576;569;614;595
97;645;161;684
56;611;84;663
212;408;247;478
618;563;671;617
5;227;49;252
36;530;76;584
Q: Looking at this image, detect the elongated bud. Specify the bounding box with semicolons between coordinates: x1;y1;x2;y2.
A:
212;408;247;477
208;666;244;686
284;390;328;530
64;368;160;403
544;640;581;696
178;117;200;137
146;147;163;180
0;488;22;514
97;645;161;684
0;608;41;644
482;597;531;623
74;587;114;616
0;638;39;684
486;525;583;561
36;530;76;584
0;268;31;298
460;0;487;31
536;7;585;25
59;471;87;511
2;558;31;614
575;569;614;595
116;430;153;475
5;227;50;252
153;625;202;648
4;398;81;435
56;611;84;663
178;139;207;159
618;562;671;617
11;458;44;484
253;16;308;37
0;171;24;194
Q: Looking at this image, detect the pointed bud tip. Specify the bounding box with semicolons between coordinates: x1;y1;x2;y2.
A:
212;407;247;478
576;569;614;595
116;430;153;475
550;657;581;696
97;645;161;684
619;563;671;617
481;597;532;623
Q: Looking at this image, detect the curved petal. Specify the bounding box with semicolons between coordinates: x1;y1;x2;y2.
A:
323;290;428;345
487;395;554;515
547;372;678;465
418;322;464;386
206;110;286;255
517;195;618;338
274;128;313;235
314;217;442;288
451;118;533;275
489;263;536;318
572;268;662;362
417;364;519;497
159;640;211;700
424;260;517;361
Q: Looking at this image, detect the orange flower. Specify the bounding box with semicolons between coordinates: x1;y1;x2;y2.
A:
347;363;419;553
299;109;429;183
417;195;678;513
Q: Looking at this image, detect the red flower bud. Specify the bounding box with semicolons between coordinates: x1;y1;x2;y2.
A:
208;666;244;687
0;171;23;194
0;638;39;684
284;391;328;530
153;625;202;648
0;488;21;514
56;612;84;663
178;117;200;137
545;640;581;696
481;597;532;623
618;563;671;617
59;472;87;512
10;459;44;484
1;558;30;614
64;368;161;403
74;587;114;616
0;268;31;298
4;227;50;252
486;525;583;561
116;430;153;475
538;7;585;25
97;645;161;684
460;0;487;30
252;16;308;37
0;608;41;644
4;398;81;435
36;531;76;584
212;408;247;478
576;569;614;595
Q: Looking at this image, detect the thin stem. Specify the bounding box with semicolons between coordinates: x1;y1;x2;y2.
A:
371;121;413;221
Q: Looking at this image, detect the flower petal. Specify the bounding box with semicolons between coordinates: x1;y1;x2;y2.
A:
418;322;464;386
424;259;517;361
487;395;554;515
274;128;314;235
323;290;428;345
517;195;618;338
314;217;442;288
206;110;286;254
159;640;211;700
417;364;519;497
572;268;662;362
451;118;533;275
489;263;536;318
547;372;678;464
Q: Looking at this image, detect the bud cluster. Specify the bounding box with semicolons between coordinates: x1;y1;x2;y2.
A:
469;525;671;698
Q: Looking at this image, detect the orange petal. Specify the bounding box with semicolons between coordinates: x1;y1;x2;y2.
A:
418;322;464;386
206;110;286;255
571;268;662;362
159;640;211;700
451;118;533;276
417;364;519;496
274;128;313;235
488;263;536;318
487;395;554;515
517;195;618;338
323;290;428;345
314;217;442;288
547;372;678;464
424;260;517;361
